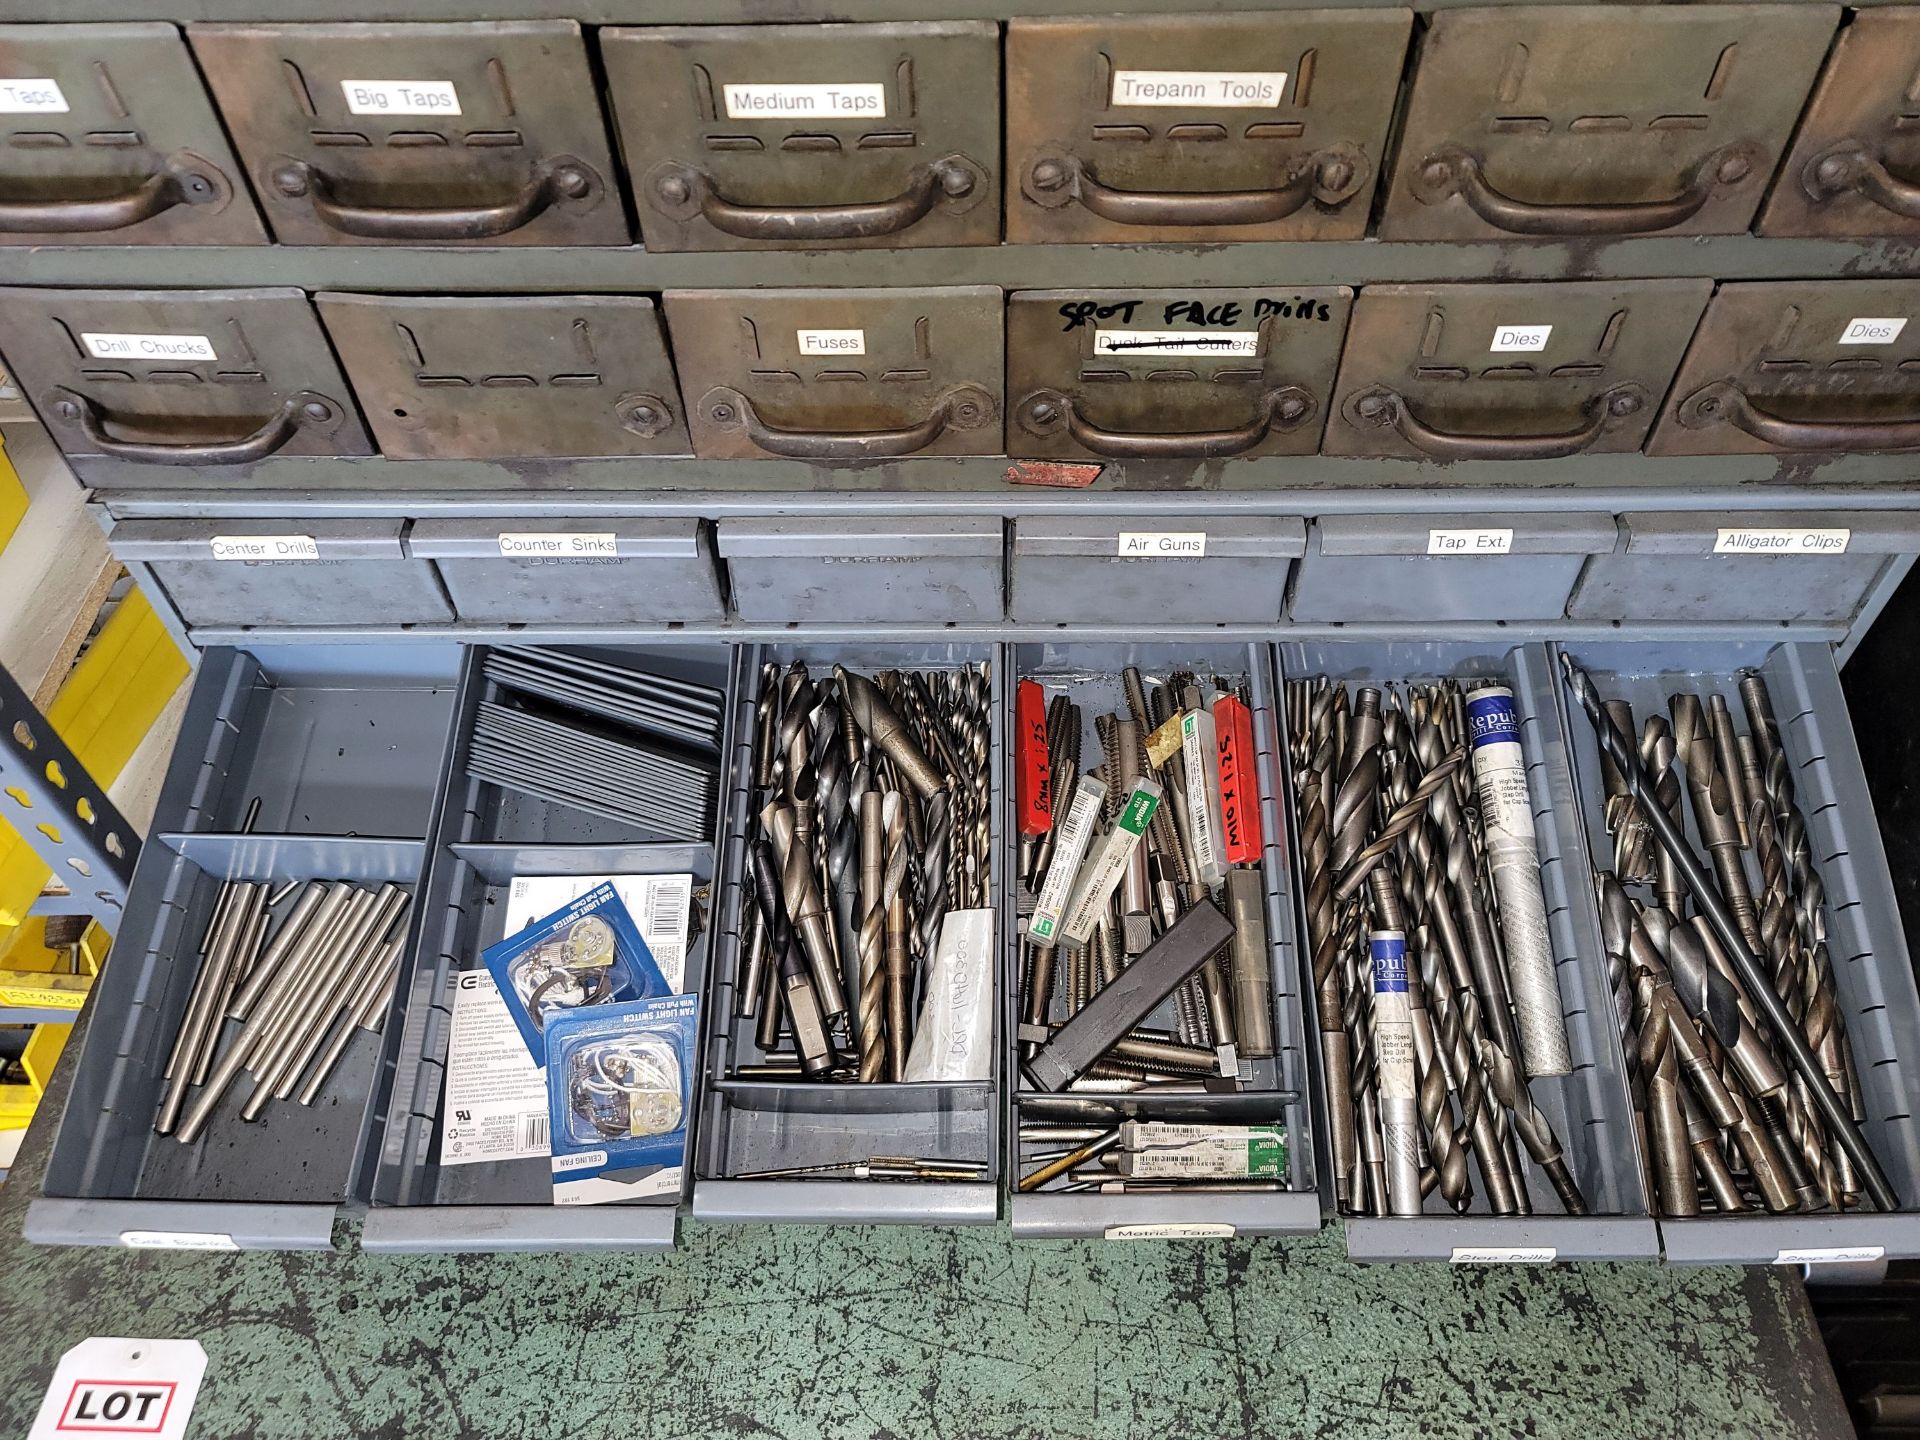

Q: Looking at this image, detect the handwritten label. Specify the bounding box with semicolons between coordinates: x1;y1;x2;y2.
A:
1428;527;1515;556
1714;527;1851;555
1061;297;1331;330
1118;531;1206;557
797;328;865;356
83;333;216;362
1450;1247;1557;1263
1111;70;1285;107
0;985;84;1010
1095;329;1260;357
1839;317;1906;346
1775;1245;1885;1265
209;535;320;562
0;78;68;114
1490;324;1552;353
1105;1222;1238;1239
724;83;885;118
119;1231;238;1250
28;1338;205;1440
341;79;460;115
497;532;618;558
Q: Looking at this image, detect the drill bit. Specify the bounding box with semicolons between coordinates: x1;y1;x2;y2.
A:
839;665;944;801
856;791;888;1081
881;786;912;1081
1671;693;1763;955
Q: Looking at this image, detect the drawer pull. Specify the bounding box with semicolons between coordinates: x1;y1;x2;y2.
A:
1410;144;1754;236
45;387;333;465
1021;142;1367;227
1803;141;1920;220
646;155;982;241
1676;379;1920;452
268;155;600;241
699;384;994;460
1016;386;1313;459
1343;382;1646;460
0;156;226;234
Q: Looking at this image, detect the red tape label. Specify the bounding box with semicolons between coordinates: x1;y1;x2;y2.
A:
1016;680;1053;835
1214;695;1262;864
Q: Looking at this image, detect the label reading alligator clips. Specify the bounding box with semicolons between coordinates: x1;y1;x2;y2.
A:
1714;527;1851;555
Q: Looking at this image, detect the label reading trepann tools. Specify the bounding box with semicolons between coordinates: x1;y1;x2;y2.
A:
0;79;68;114
1714;527;1851;555
83;333;216;362
341;80;460;115
724;83;885;118
1094;330;1260;357
1490;325;1552;353
797;329;865;356
209;535;319;562
1428;528;1514;556
1111;70;1285;107
498;532;619;559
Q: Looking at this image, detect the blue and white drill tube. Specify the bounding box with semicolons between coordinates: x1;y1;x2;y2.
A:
1464;684;1574;1077
1368;928;1423;1216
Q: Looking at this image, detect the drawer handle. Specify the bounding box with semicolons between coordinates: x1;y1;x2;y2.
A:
1343;383;1647;460
0;155;229;234
45;387;334;466
1410;144;1754;236
1021;143;1368;227
1677;378;1920;452
1015;387;1314;459
268;155;601;241
647;155;984;241
1803;141;1920;220
699;384;995;460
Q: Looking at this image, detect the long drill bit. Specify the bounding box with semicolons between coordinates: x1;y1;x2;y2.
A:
857;791;889;1082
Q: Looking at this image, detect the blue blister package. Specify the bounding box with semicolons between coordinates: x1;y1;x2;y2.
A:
545;994;699;1206
481;881;669;1060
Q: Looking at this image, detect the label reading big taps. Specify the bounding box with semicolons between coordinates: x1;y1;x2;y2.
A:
1214;694;1261;865
1369;930;1416;1102
342;80;460;115
1016;680;1052;836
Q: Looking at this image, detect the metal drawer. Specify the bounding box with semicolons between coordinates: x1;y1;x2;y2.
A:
1323;281;1710;461
1008;515;1303;625
1005;11;1413;245
1290;513;1617;622
408;518;723;625
1566;512;1920;625
316;294;688;460
187;21;625;247
718;515;1004;625
1007;288;1352;461
1379;5;1837;242
0;23;264;246
664;287;1004;460
0;286;371;478
1647;281;1920;458
603;22;998;253
111;518;451;628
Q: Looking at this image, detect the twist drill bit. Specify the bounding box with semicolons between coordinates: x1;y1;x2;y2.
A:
882;788;912;1081
751;840;834;1077
1671;694;1764;955
1331;746;1467;904
776;662;813;801
857;791;888;1081
753;660;780;793
1637;957;1697;1217
1330;688;1383;875
1298;756;1358;1210
1678;1085;1750;1214
839;665;944;801
1337;895;1387;1214
917;787;953;962
1600;699;1654;882
1710;694;1753;851
1639;716;1688;919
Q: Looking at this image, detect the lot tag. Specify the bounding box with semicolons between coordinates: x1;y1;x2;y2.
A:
29;1338;205;1440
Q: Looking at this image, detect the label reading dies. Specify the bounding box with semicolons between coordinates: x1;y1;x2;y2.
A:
1451;1247;1557;1264
119;1230;238;1250
1105;1222;1239;1240
341;79;460;115
497;531;618;558
1027;775;1107;948
1714;527;1851;555
83;332;216;362
797;328;865;356
209;534;319;562
1427;527;1514;556
1118;531;1206;558
1490;324;1552;353
1111;70;1285;107
1776;1245;1885;1266
1094;329;1260;357
0;79;68;114
724;83;885;118
1839;317;1907;345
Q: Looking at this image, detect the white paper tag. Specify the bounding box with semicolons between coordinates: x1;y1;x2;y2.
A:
1839;317;1906;346
503;873;692;992
0;78;69;114
441;970;551;1164
1094;329;1260;357
497;531;618;559
118;1231;237;1250
724;82;885;119
1111;70;1285;107
341;79;460;116
1714;526;1851;555
1776;1245;1885;1265
1427;527;1515;556
1450;1247;1557;1263
1490;324;1552;353
903;908;995;1082
797;328;865;356
29;1338;206;1440
208;535;319;562
1117;531;1207;558
83;333;216;362
1105;1222;1238;1239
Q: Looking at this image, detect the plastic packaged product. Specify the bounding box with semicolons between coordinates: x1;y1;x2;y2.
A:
545;993;700;1206
482;881;670;1059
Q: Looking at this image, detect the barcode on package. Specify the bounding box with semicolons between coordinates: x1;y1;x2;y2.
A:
521;1113;550;1153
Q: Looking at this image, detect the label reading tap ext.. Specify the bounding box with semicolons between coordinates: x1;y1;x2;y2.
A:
1110;70;1286;107
209;535;320;562
1117;531;1206;557
0;78;68;113
83;333;216;362
724;83;885;118
341;80;460;115
1490;325;1552;353
497;532;618;558
1714;527;1851;555
1427;527;1515;555
797;329;866;356
1839;317;1907;345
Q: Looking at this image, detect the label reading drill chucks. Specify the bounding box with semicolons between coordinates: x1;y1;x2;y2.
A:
1027;775;1107;948
1369;930;1416;1102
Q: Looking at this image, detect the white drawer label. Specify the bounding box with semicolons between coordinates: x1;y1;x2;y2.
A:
797;328;865;356
1105;1222;1238;1239
1450;1246;1557;1263
1776;1245;1885;1265
724;83;885;119
209;534;320;562
1490;324;1553;353
1094;329;1260;357
83;332;216;362
0;78;68;113
119;1230;238;1250
341;79;460;116
1118;530;1206;557
1839;317;1906;346
1428;527;1515;556
497;531;618;558
1111;70;1286;108
1714;527;1851;555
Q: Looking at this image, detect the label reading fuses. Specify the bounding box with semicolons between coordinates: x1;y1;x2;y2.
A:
1428;527;1514;555
798;329;865;356
0;79;68;113
83;332;216;362
724;83;885;118
1094;329;1260;357
209;535;319;562
1490;325;1552;352
1839;317;1906;345
1714;527;1851;555
341;79;460;115
1110;70;1286;107
497;532;618;558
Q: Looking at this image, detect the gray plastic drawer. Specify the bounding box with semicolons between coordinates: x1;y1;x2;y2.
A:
1566;512;1920;625
1006;642;1320;1239
408;518;725;625
694;641;1002;1226
1272;640;1657;1263
718;516;1004;624
1555;640;1920;1265
1008;517;1304;625
363;643;737;1252
1291;513;1616;623
27;645;460;1250
111;518;451;628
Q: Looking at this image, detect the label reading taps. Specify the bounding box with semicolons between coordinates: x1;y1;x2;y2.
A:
0;79;68;113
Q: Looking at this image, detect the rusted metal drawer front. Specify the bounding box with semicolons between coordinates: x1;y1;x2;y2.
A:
316;293;686;460
1761;10;1920;239
0;286;370;465
1005;10;1413;245
663;286;1003;460
187;21;625;247
1379;5;1838;242
1648;280;1920;457
1323;279;1711;461
0;23;264;246
604;21;998;253
1007;288;1351;460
